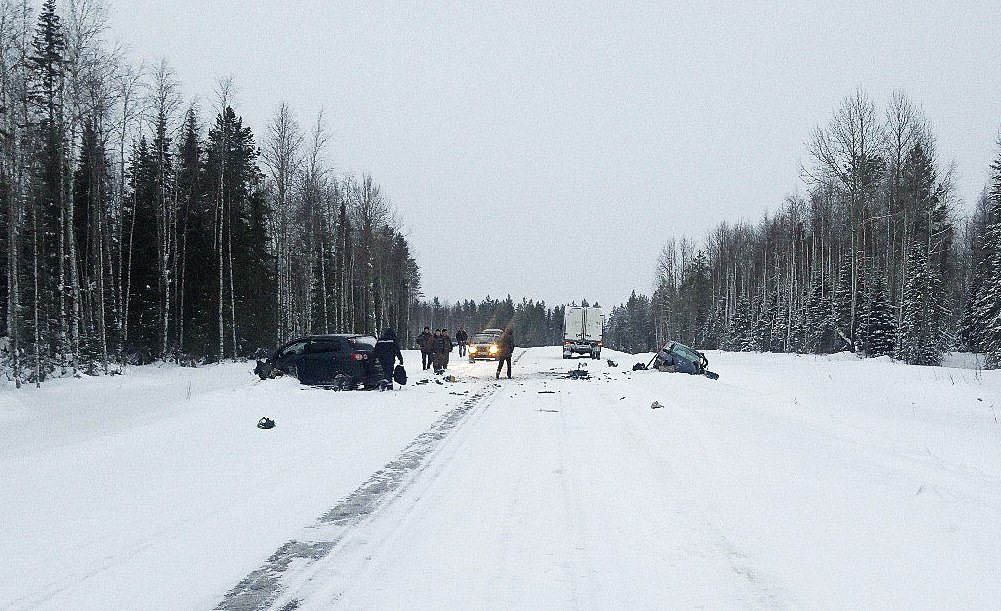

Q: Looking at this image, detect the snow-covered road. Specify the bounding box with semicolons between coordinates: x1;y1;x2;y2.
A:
2;348;1000;609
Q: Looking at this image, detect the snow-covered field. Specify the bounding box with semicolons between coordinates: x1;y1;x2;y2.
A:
2;348;999;609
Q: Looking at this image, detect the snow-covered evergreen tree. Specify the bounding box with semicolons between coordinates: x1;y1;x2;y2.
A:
897;243;948;365
969;152;1001;367
832;254;860;351
728;293;754;351
859;273;895;357
805;274;840;353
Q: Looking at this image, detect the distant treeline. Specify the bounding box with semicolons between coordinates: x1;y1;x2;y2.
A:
409;296;603;349
604;91;1001;369
0;1;420;386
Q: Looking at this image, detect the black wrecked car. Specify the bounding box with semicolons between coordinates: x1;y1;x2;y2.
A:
650;341;720;379
255;334;387;389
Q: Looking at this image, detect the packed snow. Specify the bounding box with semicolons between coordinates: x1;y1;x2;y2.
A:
2;348;999;609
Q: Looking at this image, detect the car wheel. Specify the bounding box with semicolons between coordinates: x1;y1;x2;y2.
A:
332;374;350;391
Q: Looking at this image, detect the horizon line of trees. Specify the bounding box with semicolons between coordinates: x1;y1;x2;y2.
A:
605;90;1001;369
409;296;605;348
0;0;420;387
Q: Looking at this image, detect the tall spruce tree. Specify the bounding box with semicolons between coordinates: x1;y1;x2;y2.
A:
970;147;1001;368
26;0;68;378
859;272;896;357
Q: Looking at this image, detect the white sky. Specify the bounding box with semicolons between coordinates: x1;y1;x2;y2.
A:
109;1;1001;309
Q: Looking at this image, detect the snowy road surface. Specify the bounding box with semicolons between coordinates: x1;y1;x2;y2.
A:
2;348;1000;609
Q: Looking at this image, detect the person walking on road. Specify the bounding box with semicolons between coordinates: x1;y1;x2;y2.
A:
455;327;468;357
417;326;433;370
496;327;514;379
374;328;404;388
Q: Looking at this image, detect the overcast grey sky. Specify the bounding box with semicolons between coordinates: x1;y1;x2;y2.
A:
111;1;1001;309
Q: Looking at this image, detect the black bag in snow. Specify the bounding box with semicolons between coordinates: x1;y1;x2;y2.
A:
393;364;407;385
257;417;275;429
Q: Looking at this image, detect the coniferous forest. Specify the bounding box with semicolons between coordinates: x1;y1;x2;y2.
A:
0;1;420;386
604;91;1001;369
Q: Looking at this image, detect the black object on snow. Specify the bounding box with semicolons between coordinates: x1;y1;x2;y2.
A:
632;362;648;371
257;417;276;429
254;360;273;380
394;364;408;385
606;359;618;367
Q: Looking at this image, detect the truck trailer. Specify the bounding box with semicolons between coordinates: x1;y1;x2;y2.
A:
563;306;604;359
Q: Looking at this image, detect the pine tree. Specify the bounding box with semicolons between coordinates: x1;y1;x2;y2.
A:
832;253;857;350
26;0;68;378
895;142;952;366
972;156;1001;368
979;214;1001;368
897;242;948;365
805;274;839;354
124;137;160;361
728;293;753;351
859;272;895;357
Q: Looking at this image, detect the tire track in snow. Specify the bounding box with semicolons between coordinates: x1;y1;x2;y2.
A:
217;351;527;611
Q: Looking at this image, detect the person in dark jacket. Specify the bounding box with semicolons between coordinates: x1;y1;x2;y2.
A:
441;328;454;369
431;329;445;374
495;328;514;379
416;326;433;370
374;328;404;387
455;327;468;357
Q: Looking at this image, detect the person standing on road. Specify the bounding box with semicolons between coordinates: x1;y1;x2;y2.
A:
455;327;468;357
374;328;404;388
496;327;514;379
440;328;454;370
417;326;433;370
431;329;444;374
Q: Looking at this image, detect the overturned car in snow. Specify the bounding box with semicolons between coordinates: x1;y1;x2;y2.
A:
635;341;720;380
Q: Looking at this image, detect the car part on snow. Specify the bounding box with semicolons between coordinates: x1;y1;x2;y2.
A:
254;360;275;380
606;359;618;367
650;401;663;409
415;379;430;385
257;417;275;429
567;364;590;380
632;362;648;371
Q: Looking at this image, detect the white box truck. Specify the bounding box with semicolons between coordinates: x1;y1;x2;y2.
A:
563;306;604;359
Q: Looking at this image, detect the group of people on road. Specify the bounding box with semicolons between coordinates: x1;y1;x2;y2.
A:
416;327;457;374
415;325;515;378
344;324;518;390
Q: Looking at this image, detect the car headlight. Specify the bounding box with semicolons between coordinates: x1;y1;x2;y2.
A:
489;345;498;354
469;346;477;353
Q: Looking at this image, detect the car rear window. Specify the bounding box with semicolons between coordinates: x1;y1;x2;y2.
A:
349;336;377;350
306;339;342;353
